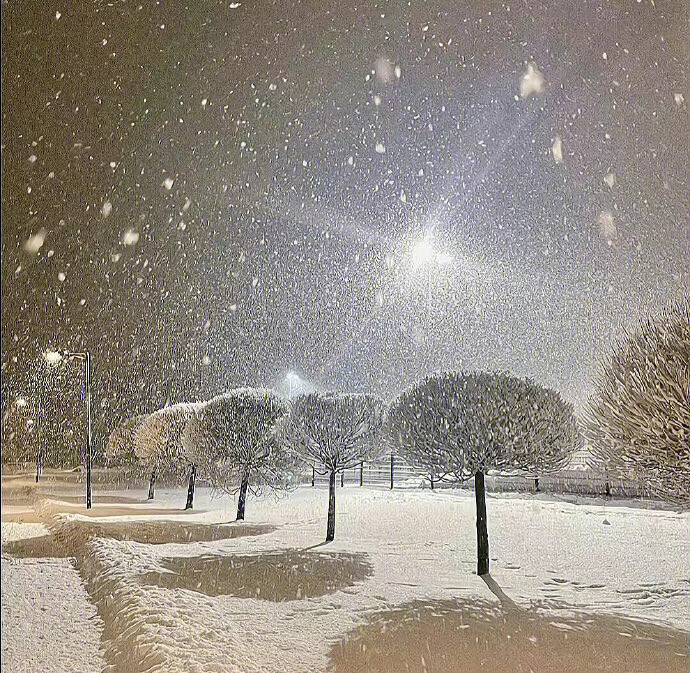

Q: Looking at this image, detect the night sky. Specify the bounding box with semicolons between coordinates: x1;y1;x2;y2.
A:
1;0;688;455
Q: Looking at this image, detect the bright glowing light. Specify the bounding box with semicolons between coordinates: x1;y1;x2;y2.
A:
435;252;453;265
285;370;300;398
44;349;63;364
411;237;434;267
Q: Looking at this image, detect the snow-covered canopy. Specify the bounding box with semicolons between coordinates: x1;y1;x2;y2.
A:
280;392;386;473
385;371;582;481
183;388;291;493
105;413;148;464
585;299;690;508
134;402;203;474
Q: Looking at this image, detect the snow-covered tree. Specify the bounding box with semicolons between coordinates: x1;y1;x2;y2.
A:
104;414;155;494
385;371;582;575
584;299;690;508
183;388;290;520
280;392;386;541
134;402;202;508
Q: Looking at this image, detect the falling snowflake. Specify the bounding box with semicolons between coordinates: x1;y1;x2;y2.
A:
604;172;616;188
519;63;545;98
597;211;617;242
122;229;140;246
101;201;113;218
552;136;563;164
23;229;47;254
374;57;395;84
375;143;386;154
163;177;174;190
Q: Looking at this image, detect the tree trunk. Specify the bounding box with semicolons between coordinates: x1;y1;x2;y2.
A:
147;471;156;500
390;454;394;490
35;447;43;483
236;472;249;520
475;470;490;576
326;470;336;541
430;476;435;490
534;477;540;492
605;480;611;497
341;470;344;488
359;461;364;487
184;466;196;510
311;465;315;487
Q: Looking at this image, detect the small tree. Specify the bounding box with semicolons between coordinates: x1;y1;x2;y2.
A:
184;388;290;521
280;392;386;542
385;372;582;575
584;299;689;508
134;403;201;509
105;414;154;495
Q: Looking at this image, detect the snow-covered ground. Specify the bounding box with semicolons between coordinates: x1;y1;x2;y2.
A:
2;474;689;672
1;555;104;673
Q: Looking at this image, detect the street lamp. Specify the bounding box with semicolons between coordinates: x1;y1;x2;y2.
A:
411;235;453;320
45;349;93;509
286;370;299;398
44;349;63;364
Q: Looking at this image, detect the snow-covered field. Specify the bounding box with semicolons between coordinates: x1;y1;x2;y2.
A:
2;472;689;672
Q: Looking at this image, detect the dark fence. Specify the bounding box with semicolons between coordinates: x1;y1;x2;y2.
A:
300;455;655;500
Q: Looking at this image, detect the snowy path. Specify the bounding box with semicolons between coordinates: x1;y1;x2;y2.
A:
2;522;104;673
1;549;104;673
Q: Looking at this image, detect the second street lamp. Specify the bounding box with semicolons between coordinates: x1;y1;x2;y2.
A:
45;349;93;509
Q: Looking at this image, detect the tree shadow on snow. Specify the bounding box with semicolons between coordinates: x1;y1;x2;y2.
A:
139;549;373;601
330;597;689;673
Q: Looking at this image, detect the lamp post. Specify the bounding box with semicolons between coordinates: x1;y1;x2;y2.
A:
45;349;93;509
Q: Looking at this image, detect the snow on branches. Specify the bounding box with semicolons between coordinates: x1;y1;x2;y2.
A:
584;298;690;507
385;371;582;480
280;392;386;474
134;402;202;480
183;388;291;500
280;391;386;541
105;414;147;467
